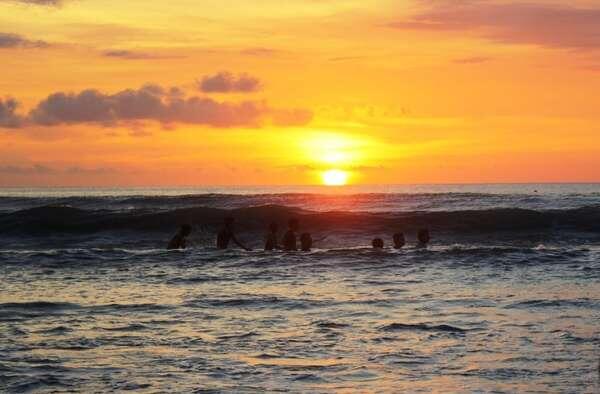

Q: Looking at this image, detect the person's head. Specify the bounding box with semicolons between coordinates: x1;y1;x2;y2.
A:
180;224;192;236
372;238;384;249
417;228;430;244
393;232;405;249
288;218;299;231
300;233;313;251
269;222;278;233
224;216;235;228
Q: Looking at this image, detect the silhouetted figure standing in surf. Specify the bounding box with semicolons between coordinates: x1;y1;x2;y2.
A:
264;222;280;251
393;232;406;249
217;217;252;251
167;224;192;250
282;218;299;251
416;228;430;248
300;232;313;252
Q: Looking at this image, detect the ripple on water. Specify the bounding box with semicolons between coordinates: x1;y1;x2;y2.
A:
380;322;468;334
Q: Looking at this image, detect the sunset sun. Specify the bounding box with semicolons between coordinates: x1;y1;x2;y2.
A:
322;169;349;186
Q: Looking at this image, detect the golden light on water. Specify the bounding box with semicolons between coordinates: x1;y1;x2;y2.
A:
322;169;349;186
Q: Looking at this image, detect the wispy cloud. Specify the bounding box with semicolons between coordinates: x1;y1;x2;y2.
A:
102;49;183;60
0;32;49;48
0;164;55;175
454;56;492;64
0;164;117;175
0;0;62;5
389;2;600;50
240;47;282;57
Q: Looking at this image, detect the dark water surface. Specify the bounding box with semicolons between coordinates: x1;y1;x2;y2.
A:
1;185;599;392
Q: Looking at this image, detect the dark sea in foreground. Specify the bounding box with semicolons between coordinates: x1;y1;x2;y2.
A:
0;184;599;393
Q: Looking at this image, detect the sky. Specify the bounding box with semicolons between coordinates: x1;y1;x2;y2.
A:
1;0;599;186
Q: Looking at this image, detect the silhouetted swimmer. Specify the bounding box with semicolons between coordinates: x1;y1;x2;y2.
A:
393;232;406;249
167;224;192;250
417;228;430;248
217;217;252;251
372;238;384;249
300;232;313;252
264;222;280;251
282;218;299;251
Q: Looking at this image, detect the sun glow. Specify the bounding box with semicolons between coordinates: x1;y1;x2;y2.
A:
302;132;364;166
322;169;349;186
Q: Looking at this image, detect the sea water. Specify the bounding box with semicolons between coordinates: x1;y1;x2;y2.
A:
0;184;598;392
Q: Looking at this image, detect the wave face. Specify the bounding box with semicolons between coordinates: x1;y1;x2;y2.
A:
1;204;600;239
1;183;600;213
0;184;600;246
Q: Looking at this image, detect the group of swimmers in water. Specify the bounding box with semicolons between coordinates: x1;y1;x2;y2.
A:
167;217;431;251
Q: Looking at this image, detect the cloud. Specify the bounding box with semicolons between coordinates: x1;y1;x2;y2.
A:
102;49;182;60
389;3;600;50
0;32;49;48
0;98;22;128
29;85;265;128
270;108;313;126
65;166;116;175
454;56;492;64
0;164;55;174
240;47;282;57
0;164;116;176
0;0;62;5
583;64;600;72
329;55;367;62
1;82;312;129
282;164;385;172
199;71;261;93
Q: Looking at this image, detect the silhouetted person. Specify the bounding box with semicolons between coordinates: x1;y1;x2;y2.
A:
300;232;313;252
393;232;406;249
282;218;299;251
417;228;430;248
167;224;192;250
265;222;280;251
372;238;384;249
217;217;251;251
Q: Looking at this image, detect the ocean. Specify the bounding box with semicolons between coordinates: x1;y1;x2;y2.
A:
0;184;598;392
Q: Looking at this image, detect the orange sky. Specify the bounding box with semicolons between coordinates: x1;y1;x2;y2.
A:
1;0;599;186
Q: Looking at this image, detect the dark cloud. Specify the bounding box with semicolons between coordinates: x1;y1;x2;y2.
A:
29;85;265;128
389;3;600;50
199;71;261;93
102;50;182;60
0;32;49;48
0;98;22;128
1;83;312;129
454;56;492;64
